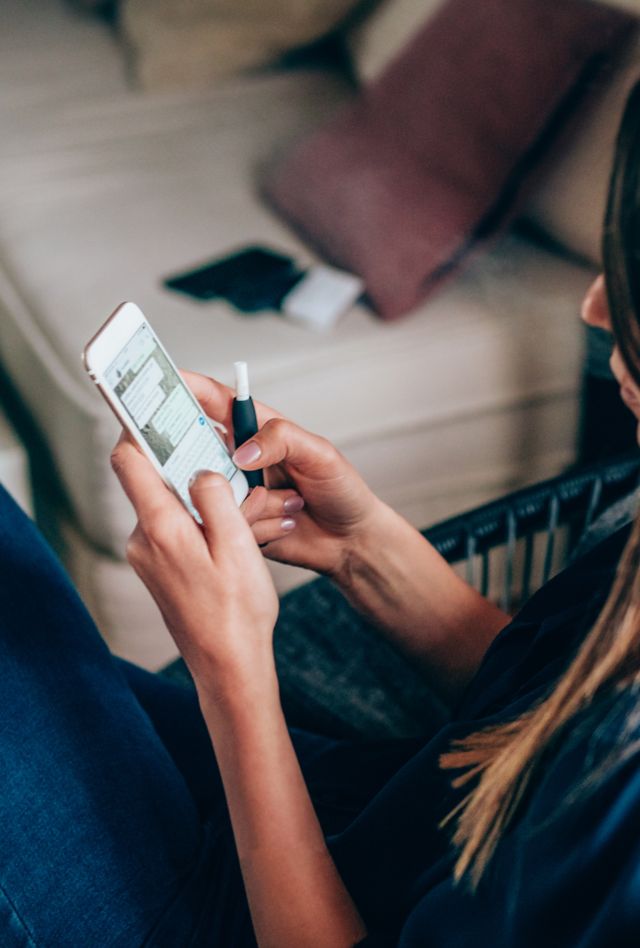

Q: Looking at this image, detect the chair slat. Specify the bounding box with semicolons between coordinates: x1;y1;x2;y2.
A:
583;476;603;534
423;452;640;607
521;532;534;605
481;551;490;599
542;493;560;585
465;532;476;587
501;510;517;613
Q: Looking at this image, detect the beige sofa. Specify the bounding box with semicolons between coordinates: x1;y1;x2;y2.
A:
0;0;637;667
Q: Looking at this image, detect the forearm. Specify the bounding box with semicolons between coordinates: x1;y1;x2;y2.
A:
334;502;510;704
197;669;366;948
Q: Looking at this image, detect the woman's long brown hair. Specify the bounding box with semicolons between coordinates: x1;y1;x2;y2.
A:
440;78;640;890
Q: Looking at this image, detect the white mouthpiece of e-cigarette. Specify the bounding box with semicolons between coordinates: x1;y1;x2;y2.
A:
233;360;250;400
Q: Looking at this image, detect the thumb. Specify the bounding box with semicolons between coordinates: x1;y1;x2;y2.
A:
232;417;339;479
188;470;254;557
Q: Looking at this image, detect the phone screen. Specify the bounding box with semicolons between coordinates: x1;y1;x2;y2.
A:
104;322;236;516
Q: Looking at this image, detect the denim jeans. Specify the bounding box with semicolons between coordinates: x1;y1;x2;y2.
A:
0;482;259;945
0;485;420;946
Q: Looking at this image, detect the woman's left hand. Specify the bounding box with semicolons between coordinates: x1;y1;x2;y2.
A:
110;433;279;694
112;434;367;948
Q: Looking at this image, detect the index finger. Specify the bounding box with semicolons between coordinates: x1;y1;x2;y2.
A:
110;431;184;525
180;369;282;431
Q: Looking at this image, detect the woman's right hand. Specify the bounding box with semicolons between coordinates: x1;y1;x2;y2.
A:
182;372;510;705
182;370;384;579
234;414;383;577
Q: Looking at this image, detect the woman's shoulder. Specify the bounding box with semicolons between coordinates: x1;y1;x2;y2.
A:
513;686;640;872
493;688;640;945
390;688;640;948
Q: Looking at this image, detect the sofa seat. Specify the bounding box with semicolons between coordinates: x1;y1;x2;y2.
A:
0;0;595;667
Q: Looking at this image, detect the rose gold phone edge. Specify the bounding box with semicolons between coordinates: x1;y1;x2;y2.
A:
82;301;249;512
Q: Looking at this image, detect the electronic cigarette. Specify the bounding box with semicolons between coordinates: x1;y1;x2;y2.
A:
232;361;264;488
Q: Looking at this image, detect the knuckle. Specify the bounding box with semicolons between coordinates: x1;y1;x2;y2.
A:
314;434;338;464
125;531;145;568
247;486;268;515
171;518;196;552
264;417;289;439
110;446;126;476
264;417;300;455
226;532;248;557
241;502;259;528
140;510;180;549
262;417;339;468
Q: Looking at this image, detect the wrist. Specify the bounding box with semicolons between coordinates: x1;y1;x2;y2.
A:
330;498;399;589
194;659;281;722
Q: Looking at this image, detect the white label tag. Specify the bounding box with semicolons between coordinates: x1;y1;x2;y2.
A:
281;265;364;331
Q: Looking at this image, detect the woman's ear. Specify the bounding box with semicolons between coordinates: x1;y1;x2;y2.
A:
581;274;612;332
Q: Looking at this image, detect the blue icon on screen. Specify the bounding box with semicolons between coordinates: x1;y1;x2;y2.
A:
198;415;205;425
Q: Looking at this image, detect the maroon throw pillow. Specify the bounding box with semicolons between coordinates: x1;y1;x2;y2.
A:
264;0;633;320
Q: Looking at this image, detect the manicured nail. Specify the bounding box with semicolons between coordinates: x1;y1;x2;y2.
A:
283;495;304;513
281;518;296;531
233;441;262;466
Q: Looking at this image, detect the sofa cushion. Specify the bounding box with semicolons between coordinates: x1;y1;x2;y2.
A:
523;31;640;265
347;0;640;86
0;0;593;572
120;0;364;91
265;0;630;320
346;0;444;84
348;0;640;267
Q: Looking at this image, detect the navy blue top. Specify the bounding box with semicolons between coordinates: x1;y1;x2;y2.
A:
325;524;640;946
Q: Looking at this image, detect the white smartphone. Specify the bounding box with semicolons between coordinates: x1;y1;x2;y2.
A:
83;301;249;519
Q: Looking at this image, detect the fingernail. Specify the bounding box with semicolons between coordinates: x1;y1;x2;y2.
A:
281;517;296;531
283;495;304;513
233;441;262;466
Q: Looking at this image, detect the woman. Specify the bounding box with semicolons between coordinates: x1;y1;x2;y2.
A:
3;88;640;948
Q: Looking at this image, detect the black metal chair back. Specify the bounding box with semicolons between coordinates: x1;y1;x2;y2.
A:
423;453;640;613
